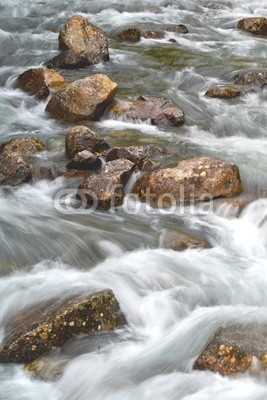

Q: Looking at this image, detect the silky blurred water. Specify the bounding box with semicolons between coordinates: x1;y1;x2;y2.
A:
0;0;267;399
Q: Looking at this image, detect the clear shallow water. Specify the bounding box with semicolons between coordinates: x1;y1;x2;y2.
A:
0;0;267;399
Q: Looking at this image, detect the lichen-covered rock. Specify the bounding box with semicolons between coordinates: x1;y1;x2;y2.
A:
237;17;267;36
161;230;210;251
233;70;267;86
16;68;67;99
0;155;33;186
66;150;102;171
0;137;44;157
142;31;165;39
106;145;174;163
205;86;241;99
0;290;126;363
48;51;88;69
132;156;242;206
166;24;188;34
66;126;110;158
46;74;117;121
58;15;109;65
115;28;141;42
110;96;185;127
78;159;135;210
194;324;267;376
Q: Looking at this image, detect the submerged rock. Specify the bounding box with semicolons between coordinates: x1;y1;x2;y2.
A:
106;144;174;163
48;51;88;69
16;68;67;99
66;150;102;172
66;126;110;158
25;356;67;381
110;96;185;127
194;324;267;376
132;156;242;206
0;290;126;363
205;86;241;99
237;17;267;36
0;155;33;186
46;74;117;122
58;15;109;65
115;28;141;42
0;137;44;157
166;24;188;34
161;230;210;251
233;70;267;86
142;31;165;39
78;159;135;210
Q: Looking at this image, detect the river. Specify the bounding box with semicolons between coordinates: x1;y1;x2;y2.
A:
0;0;267;399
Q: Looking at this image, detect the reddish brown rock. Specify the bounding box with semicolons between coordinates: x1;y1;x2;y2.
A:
0;137;44;157
59;15;109;65
115;28;141;42
233;70;267;86
66;126;110;158
0;290;126;363
16;68;67;99
0;156;33;186
132;156;242;207
111;96;185;127
58;167;93;180
46;74;117;122
237;17;267;36
194;324;267;376
205;86;241;99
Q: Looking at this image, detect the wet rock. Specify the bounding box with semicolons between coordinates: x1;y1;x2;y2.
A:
48;51;88;69
237;17;267;36
46;74;117;122
233;70;267;87
16;68;67;99
161;230;210;251
166;24;189;34
0;137;44;157
58;15;109;65
78;159;135;210
132;156;243;206
216;195;255;215
25;356;66;381
66;126;110;158
106;144;174;164
115;28;141;42
194;324;267;376
66;150;102;171
0;290;126;363
207;2;232;10
58;167;93;180
168;38;177;43
142;31;165;39
110;96;185;127
205;86;241;99
0;156;33;186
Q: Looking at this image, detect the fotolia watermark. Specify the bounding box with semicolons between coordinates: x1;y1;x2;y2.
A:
54;184;215;215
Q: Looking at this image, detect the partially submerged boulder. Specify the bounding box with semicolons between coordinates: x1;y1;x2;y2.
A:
66;126;110;158
110;96;185;127
233;70;267;86
205;86;240;99
106;144;174;163
0;156;33;186
161;230;210;251
142;31;165;39
237;17;267;36
48;51;88;69
46;74;117;121
66;150;102;171
16;68;67;99
115;28;141;42
132;156;242;206
0;290;126;363
194;324;267;376
0;137;44;157
58;15;109;65
78;159;135;210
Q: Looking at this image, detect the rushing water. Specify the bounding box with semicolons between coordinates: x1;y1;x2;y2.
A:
0;0;267;399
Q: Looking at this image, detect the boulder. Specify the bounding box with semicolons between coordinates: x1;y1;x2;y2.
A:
16;68;67;99
0;155;33;186
46;74;117;122
233;70;267;86
237;17;267;36
66;150;102;171
166;24;189;34
142;31;165;39
78;159;135;210
0;290;126;363
48;51;88;69
194;324;267;376
115;28;141;42
0;137;44;157
58;15;109;65
205;86;240;99
106;144;174;164
66;126;110;158
161;230;210;251
110;96;185;127
132;156;242;206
